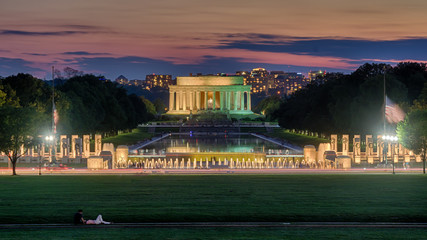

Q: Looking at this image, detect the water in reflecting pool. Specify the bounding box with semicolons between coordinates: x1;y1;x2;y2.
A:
138;134;289;155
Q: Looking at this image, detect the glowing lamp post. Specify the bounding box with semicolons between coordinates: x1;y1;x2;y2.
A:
382;135;398;174
45;135;56;163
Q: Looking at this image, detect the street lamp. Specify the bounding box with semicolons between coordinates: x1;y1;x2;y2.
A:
382;135;399;174
45;135;56;164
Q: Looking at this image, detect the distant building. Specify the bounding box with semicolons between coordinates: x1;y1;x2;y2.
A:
308;70;326;82
144;74;174;90
115;75;128;84
238;68;308;96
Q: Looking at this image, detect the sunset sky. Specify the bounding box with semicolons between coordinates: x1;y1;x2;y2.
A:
1;0;427;79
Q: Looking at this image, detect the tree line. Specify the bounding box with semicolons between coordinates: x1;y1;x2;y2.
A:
273;62;427;136
0;73;154;174
1;73;154;135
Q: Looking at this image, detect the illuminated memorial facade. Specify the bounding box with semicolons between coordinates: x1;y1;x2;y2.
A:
167;76;253;115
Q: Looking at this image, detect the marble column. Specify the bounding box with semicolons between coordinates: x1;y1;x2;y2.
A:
220;92;224;110
330;134;337;152
377;135;383;160
59;135;67;158
190;92;193;110
240;91;244;110
366;135;374;163
177;91;181;110
183;91;186;110
205;91;208;110
83;135;90;158
234;92;238;111
196;91;200;110
213;91;216;110
353;135;361;163
342;134;349;156
248;92;251;110
71;135;78;158
227;91;231;110
169;92;174;111
95;134;102;156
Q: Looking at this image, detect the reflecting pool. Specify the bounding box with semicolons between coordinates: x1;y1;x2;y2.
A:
137;133;290;155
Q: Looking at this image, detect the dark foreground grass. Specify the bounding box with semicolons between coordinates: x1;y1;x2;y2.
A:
1;175;427;224
2;227;427;240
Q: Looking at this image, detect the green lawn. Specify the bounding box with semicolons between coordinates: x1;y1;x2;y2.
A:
101;128;154;146
267;129;330;147
0;175;426;224
2;227;427;240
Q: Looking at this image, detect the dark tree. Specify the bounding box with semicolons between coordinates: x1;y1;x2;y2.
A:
0;106;43;175
397;109;427;173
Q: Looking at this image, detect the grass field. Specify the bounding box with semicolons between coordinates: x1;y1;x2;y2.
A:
101;128;154;146
3;227;427;240
1;174;427;239
1;175;426;224
268;129;330;147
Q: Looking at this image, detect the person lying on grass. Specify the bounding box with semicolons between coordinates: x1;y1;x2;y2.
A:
74;209;111;225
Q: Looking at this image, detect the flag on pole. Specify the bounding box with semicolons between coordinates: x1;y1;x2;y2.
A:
385;96;405;123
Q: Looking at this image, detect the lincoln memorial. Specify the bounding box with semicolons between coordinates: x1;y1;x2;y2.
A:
167;75;253;115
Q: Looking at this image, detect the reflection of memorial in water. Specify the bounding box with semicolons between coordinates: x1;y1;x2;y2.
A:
141;135;282;155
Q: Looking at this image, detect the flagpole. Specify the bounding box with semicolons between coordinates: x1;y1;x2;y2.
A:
51;66;56;164
52;66;55;135
383;66;387;166
383;65;386;135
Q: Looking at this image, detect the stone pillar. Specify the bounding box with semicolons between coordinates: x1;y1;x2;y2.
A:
182;91;186;111
169;92;174;111
377;135;383;162
196;91;200;110
353;135;361;163
234;92;238;111
189;92;194;110
95;134;102;155
116;145;129;169
71;135;79;158
41;144;45;158
220;92;224;110
366;135;374;163
205;91;208;110
240;91;244;110
393;143;399;163
330;134;337;152
59;135;67;158
304;145;316;165
248;92;251;110
342;134;349;156
226;92;230;110
83;135;90;158
75;138;83;159
213;91;216;110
